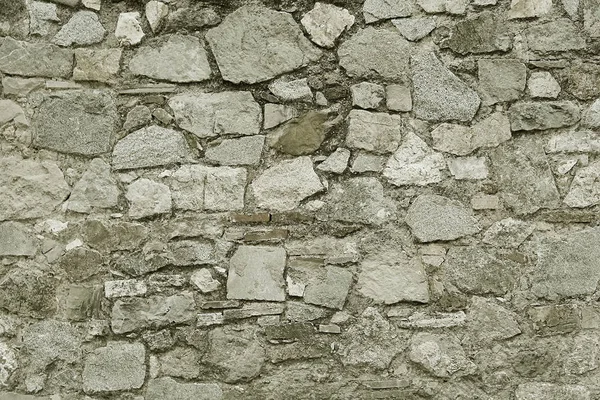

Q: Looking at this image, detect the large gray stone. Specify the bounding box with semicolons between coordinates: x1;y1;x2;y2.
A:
288;265;353;309
584;0;600;37
0;37;73;78
23;320;81;373
412;51;480;122
147;377;223;400
0;222;36;256
533;227;600;299
338;27;411;81
33;90;117;156
112;125;192;170
0;269;57;318
524;19;586;53
0;157;70;221
301;2;355;48
28;0;59;35
509;101;580;131
363;0;414;23
206;5;321;84
478;59;526;105
125;178;172;219
53;10;105;46
392;17;436;42
83;342;145;393
251;157;324;211
346;110;403;154
564;161;600;208
111;292;196;334
516;383;590;400
405;194;480;242
446;12;511;54
73;48;122;83
358;250;429;304
567;63;600;100
507;0;552;19
130;35;211;82
67;158;119;213
409;333;476;378
466;297;521;342
168;92;261;138
227;246;286;302
489;136;560;214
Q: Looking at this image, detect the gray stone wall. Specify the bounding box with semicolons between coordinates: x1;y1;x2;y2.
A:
0;0;599;398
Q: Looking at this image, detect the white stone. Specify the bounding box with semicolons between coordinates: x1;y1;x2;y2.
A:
68;158;119;213
269;78;312;102
251;157;324;211
197;313;224;327
346;110;402;153
126;178;172;219
383;132;446;186
546;131;600;153
508;0;552;19
564;161;600;208
392;17;436;41
146;1;168;33
104;280;147;298
386;84;412;111
351;82;385;109
471;112;512;149
169;165;205;211
301;2;355;48
528;71;561;98
227;246;286;302
264;104;297;129
82;0;101;10
562;0;579;19
447;156;489;180
363;0;414;22
204;167;247;211
205;136;265;166
409;333;476;378
432;123;473;156
53;11;105;46
115;12;144;46
286;275;306;297
191;269;220;293
471;193;500;210
317;148;350;174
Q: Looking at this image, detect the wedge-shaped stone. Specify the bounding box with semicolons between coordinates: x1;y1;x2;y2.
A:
113;125;191;170
383;133;446;186
339;27;411;81
346;110;402;154
126;178;171;219
169;92;261;138
0;157;70;221
466;297;521;342
287;264;353;309
68;158;119;213
509;101;580;131
564;161;600;208
206;5;321;83
478;59;526;105
130;35;211;82
405;194;480;242
227;246;286;302
0;37;73;78
53;10;105;46
33;90;117;156
412;51;480;121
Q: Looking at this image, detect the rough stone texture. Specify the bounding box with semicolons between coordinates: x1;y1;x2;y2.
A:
409;333;476;378
405;194;480;242
446;12;511;54
53;11;105;46
478;59;526;105
147;377;223;400
115;12;144;45
508;0;552;19
83;342;145;393
524;19;586;53
205;136;265;166
528;71;561;99
130;35;211;82
363;0;414;22
346;110;402;153
227;246;286;302
516;383;591;400
301;2;355;48
206;5;321;84
351;82;385;109
33;91;117;156
0;37;73;78
567;63;600;100
168;92;261;138
269;78;312;102
267;111;328;155
67;158;119;213
509;101;580;131
0;222;37;256
338;27;411;81
126;178;172;219
393;17;436;42
412;51;481;122
73;48;121;83
564;161;600;207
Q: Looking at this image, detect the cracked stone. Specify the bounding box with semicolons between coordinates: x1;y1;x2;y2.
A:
67;158;119;213
264;104;297;129
227;246;286;302
146;1;169;33
316;148;350;174
288;264;353;309
301;2;355;48
392;17;435;41
267;111;328;155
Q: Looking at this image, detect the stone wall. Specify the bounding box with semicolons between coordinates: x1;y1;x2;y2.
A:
1;0;599;398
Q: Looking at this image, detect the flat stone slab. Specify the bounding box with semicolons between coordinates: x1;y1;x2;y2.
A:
147;377;223;400
0;37;73;78
82;342;145;393
227;246;286;302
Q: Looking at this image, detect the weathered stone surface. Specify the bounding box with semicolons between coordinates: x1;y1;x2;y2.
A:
111;292;196;334
165;4;220;32
206;5;320;84
582;99;600;128
286;236;359;264
318;177;394;225
130;35;211;82
583;0;600;37
264;104;297;129
0;269;57;318
300;265;353;309
166;240;214;266
432;123;473;156
67;159;119;213
205;136;264;166
478;59;526;105
338;27;411;81
446;12;511;54
546;131;600;154
524;19;586;53
301;2;354;48
567;63;600;100
0;341;17;387
508;101;580;131
83;342;145;393
159;347;200;379
191;269;220;293
409;333;476;377
482;218;534;248
515;383;591;400
471;112;513;149
112;125;191;170
351;82;384;109
28;0;59;36
53;11;105;46
0;157;70;221
205;326;265;382
405;194;480;242
146;377;223;400
417;0;468;13
0;222;36;256
169;92;261;138
146;1;169;33
508;0;552;19
123;105;152;132
269;78;312;102
227;246;286;301
447;157;488;180
0;37;73;78
316;148;350;174
412;51;480;121
1;77;44;96
358;250;429;304
115;12;144;45
466;296;521;342
73;48;121;83
33;90;117;156
126;178;172;219
104;279;147;299
386;84;412;111
204;167;247;211
490;136;560;214
352;152;386;173
528;71;561;99
346;110;402;153
252;157;323;211
383;132;446;186
267;111;328;155
23;320;81;373
363;0;413;23
392;17;436;41
564;161;600;207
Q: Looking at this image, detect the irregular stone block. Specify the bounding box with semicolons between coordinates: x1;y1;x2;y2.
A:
516;383;590;400
418;0;468;14
466;297;521;342
482;218;534;248
0;269;57;318
104;279;147;298
0;222;37;256
567;63;600;100
584;0;600;37
507;0;552;19
409;333;476;378
83;342;145;393
73;48;121;83
346;110;402;153
67;158;119;213
524;19;586;53
146;377;223;400
564;161;600;208
115;12;144;45
288;264;353;309
528;71;561;99
125;178;172;219
205;135;264;166
206;5;320;84
130;35;211;82
447;156;488;180
267;111;328;155
446;12;511;54
478;59;526;105
0;37;73;78
351;82;384;109
264;103;297;129
363;0;413;22
392;18;436;42
269;78;312;102
53;10;105;46
301;2;354;48
316;148;350;174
